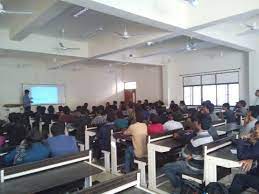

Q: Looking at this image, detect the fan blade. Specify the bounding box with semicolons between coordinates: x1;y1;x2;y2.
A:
65;48;80;50
59;42;65;48
114;32;124;37
4;10;32;15
73;7;88;18
237;29;259;36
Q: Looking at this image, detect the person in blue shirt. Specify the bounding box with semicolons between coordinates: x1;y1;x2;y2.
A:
23;89;33;113
47;122;78;157
3;130;50;166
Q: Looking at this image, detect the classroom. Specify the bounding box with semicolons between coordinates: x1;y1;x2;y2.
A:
0;0;259;194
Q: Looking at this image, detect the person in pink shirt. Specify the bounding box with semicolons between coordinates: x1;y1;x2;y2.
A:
148;113;165;135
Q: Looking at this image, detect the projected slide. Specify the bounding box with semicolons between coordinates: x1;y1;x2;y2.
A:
23;84;65;105
31;87;58;105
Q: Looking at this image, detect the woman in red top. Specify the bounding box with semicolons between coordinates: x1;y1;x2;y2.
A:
148;114;165;135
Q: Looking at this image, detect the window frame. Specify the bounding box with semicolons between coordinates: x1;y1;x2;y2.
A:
183;72;239;106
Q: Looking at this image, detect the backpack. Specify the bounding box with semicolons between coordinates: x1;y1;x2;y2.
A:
205;182;229;194
180;180;204;194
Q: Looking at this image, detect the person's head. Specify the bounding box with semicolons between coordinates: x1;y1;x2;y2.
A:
201;101;211;114
106;102;110;107
58;106;64;112
106;112;115;122
63;106;70;115
191;113;203;132
135;111;145;123
40;106;46;114
113;101;117;105
24;129;42;149
51;122;65;136
222;103;230;111
248;121;259;144
144;99;148;104
84;103;88;108
92;106;96;111
180;101;186;106
255;120;259;132
48;105;55;114
255;90;259;97
239;100;247;108
167;113;174;121
76;106;82;112
248;106;258;119
150;113;161;124
117;111;124;119
24;89;30;95
137;100;142;105
171;104;180;112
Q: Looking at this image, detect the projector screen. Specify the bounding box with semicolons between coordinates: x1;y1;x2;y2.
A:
22;84;65;105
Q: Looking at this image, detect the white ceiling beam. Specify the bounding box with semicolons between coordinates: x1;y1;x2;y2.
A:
9;0;71;41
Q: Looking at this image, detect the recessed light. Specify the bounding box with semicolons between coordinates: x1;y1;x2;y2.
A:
146;41;154;46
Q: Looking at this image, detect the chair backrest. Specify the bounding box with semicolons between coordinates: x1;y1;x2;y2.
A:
0;150;89;183
212;120;226;127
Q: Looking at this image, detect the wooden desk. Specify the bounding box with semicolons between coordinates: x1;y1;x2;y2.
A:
148;138;184;192
204;145;241;185
0;162;102;194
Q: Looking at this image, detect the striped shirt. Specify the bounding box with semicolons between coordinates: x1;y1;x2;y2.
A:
182;130;213;171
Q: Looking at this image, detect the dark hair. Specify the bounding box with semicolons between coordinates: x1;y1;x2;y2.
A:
63;106;71;114
107;112;115;122
239;100;247;107
136;111;145;123
51;122;65;136
191;112;202;124
113;101;117;105
255;120;259;126
249;106;259;118
58;106;64;112
171;104;180;112
40;106;46;114
48;105;55;114
150;114;161;124
84;103;88;107
180;101;186;105
76;106;82;111
222;103;230;110
24;89;30;94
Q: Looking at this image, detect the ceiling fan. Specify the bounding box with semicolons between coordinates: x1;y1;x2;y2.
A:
184;0;198;6
114;25;146;40
81;26;104;39
55;29;80;51
237;22;259;36
136;39;215;58
73;7;88;18
0;2;32;15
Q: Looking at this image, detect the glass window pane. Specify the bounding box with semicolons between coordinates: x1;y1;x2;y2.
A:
184;87;192;105
217;85;228;106
202;85;216;105
229;84;239;106
193;86;201;105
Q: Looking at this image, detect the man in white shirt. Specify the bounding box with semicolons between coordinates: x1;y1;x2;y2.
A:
163;113;184;131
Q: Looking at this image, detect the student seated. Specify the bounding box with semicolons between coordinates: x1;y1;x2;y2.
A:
93;112;115;159
91;106;107;127
163;114;214;194
170;104;184;121
3;130;49;166
229;121;259;194
114;111;129;130
222;103;236;123
240;106;258;137
163;113;184;131
179;101;188;113
123;111;147;173
148;113;165;135
59;106;74;123
200;101;212;130
47;122;78;157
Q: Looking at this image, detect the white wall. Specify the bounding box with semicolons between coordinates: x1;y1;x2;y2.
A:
163;47;249;105
0;59;162;110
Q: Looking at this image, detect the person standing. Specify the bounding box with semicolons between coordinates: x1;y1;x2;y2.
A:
23;90;33;113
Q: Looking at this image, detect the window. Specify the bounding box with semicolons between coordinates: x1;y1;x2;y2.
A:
124;82;137;90
183;72;239;106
